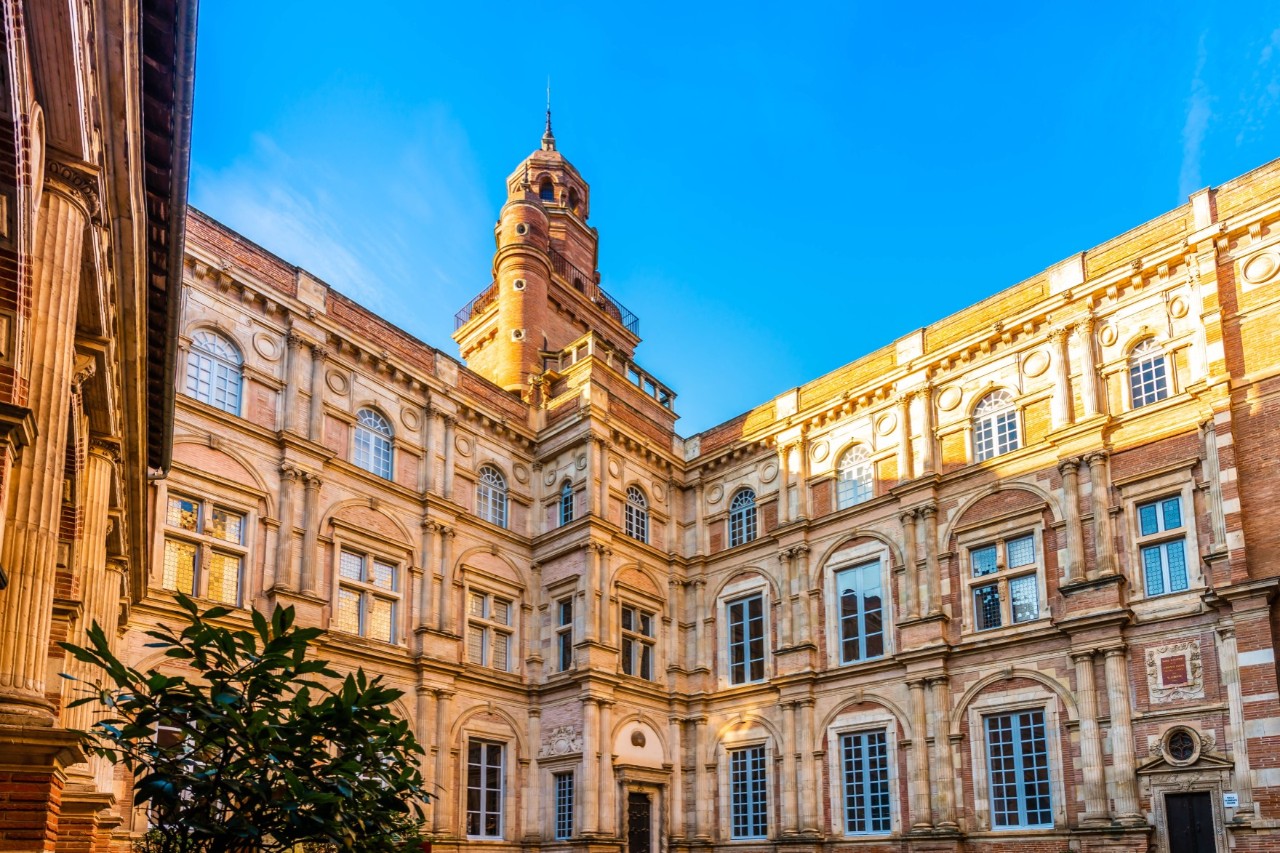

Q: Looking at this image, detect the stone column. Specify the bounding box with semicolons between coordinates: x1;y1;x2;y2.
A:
307;344;328;442
897;393;914;483
585;437;598;518
597;546;612;644
920;504;941;615
693;482;706;556
1071;651;1109;822
1202;420;1228;548
694;715;711;839
666;478;679;553
524;708;542;840
794;544;813;644
0;173;88;722
598;700;615;836
1050;327;1073;429
927;677;957;828
583;543;600;644
432;690;453;834
669;718;685;838
1085;452;1114;577
582;698;600;834
596;439;609;517
93;557;127;791
282;331;304;434
777;444;791;526
418;521;437;632
797;435;811;519
908;679;933;829
798;698;819;833
920;385;937;475
531;462;545;537
782;701;800;834
1058;458;1084;583
417;687;437;822
274;464;300;590
298;472;322;596
777;549;794;646
1217;625;1255;816
1077;317;1101;418
435;526;455;633
420;404;436;494
899;510;919;619
441;416;456;501
1103;648;1141;821
696;579;711;670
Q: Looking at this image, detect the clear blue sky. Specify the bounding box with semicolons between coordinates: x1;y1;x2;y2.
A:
190;2;1280;435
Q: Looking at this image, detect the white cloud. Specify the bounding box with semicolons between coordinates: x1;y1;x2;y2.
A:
1179;33;1212;200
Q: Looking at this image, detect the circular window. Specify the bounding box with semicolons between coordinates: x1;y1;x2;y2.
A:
515;223;528;236
1165;727;1198;764
512;278;526;291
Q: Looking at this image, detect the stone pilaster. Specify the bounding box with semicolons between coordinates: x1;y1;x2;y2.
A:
1076;316;1101;418
441;415;456;501
307;344;328;442
416;686;437;823
420;404;436;494
523;707;541;840
282;331;304;434
776;444;791;526
435;526;455;634
668;717;684;838
1103;647;1141;823
920;385;937;475
781;700;799;834
908;679;933;829
273;463;300;590
1216;625;1254;817
693;715;711;839
1050;326;1073;428
581;698;600;834
298;472;322;596
1071;650;1109;823
417;520;437;634
431;690;453;834
1085;452;1115;577
597;699;614;835
899;510;919;619
0;170;89;723
777;548;794;646
798;698;819;833
897;393;914;483
1058;458;1084;583
920;504;941;615
928;677;957;828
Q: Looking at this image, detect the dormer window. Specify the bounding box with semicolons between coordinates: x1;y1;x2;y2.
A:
539;179;555;202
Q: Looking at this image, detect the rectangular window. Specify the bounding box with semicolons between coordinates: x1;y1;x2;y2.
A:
985;710;1052;829
334;549;399;643
553;771;574;840
620;604;655;680
467;591;514;671
466;739;504;837
968;534;1040;631
161;494;246;606
727;594;766;685
841;729;891;835
729;745;768;839
1137;496;1189;596
556;597;574;672
836;561;884;663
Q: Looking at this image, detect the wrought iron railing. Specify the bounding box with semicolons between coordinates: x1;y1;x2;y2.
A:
454;281;498;330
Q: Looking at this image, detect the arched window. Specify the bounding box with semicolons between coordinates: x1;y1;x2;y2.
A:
353;408;394;479
728;489;757;548
185;329;243;415
559;480;574;526
1129;338;1169;408
624;486;648;544
836;446;874;509
568;187;581;213
477;465;508;528
973;390;1019;462
539;179;555;202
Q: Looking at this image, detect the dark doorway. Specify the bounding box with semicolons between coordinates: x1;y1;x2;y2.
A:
1166;792;1216;853
627;791;652;853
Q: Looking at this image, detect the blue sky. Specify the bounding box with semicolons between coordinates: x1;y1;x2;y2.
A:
190;2;1280;435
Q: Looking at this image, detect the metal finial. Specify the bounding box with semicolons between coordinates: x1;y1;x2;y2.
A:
542;76;556;149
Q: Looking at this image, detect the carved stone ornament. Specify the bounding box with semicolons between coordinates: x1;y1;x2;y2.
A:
876;412;897;436
810;440;829;463
630;730;646;747
539;725;583;757
325;369;349;395
1097;322;1118;347
1022;349;1050;378
707;484;723;504
937;386;963;412
1168;294;1190;319
608;458;620;478
651;481;666;503
543;468;557;487
759;461;779;484
455;434;472;457
1242;250;1280;285
576;453;587;470
1145;639;1205;703
252;332;280;361
513;463;529;484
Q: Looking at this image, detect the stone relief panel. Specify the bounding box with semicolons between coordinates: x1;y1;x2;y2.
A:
1145;639;1205;703
539;725;583;757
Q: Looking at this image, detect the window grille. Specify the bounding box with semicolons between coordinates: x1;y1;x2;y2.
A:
467;591;513;671
973;390;1020;461
553;771;574;839
476;466;508;528
729;745;768;838
841;729;891;834
466;739;505;837
620;604;655;679
970;533;1040;631
185;330;243;415
728;489;757;547
353;408;394;480
836;560;885;663
162;493;246;606
334;549;399;642
985;710;1052;829
727;594;765;684
1129;339;1170;408
1137;495;1189;596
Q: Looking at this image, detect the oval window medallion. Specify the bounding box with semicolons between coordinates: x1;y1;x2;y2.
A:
707;484;723;504
325;370;349;395
513;463;530;484
252;332;280;361
515;223;528;236
454;435;473;457
576;453;588;470
1022;349;1050;378
937;386;963;412
400;407;420;431
608;459;620;478
652;482;666;503
544;469;557;487
1242;251;1279;285
810;440;829;462
876;412;897;436
760;461;779;483
1168;295;1189;319
1098;323;1118;347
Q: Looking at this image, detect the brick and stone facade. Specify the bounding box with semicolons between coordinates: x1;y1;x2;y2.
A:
137;121;1280;853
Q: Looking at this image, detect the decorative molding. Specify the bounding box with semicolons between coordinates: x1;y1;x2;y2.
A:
1145;639;1204;703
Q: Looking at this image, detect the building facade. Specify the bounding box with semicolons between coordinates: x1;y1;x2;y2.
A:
140;122;1280;853
0;1;196;852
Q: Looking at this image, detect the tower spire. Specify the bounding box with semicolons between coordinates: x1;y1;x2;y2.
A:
542;76;556;150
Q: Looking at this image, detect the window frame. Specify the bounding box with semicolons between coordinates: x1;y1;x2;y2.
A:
840;728;893;836
727;488;757;548
824;540;893;666
332;544;401;644
956;520;1047;636
466;588;515;673
1136;495;1190;597
352;407;395;480
184;328;244;416
624;485;649;543
559;479;575;527
465;738;506;839
1127;338;1172;409
972;389;1021;462
1120;472;1201;607
619;602;656;681
553;770;574;840
476;465;509;529
727;743;769;839
834;558;887;665
159;491;249;607
726;593;767;686
836;445;875;509
983;709;1054;830
555;595;574;673
826;706;900;837
966;688;1066;832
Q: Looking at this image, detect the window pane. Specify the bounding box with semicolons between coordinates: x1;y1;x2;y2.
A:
729;745;768;838
370;560;395;590
492;598;511;626
840;588;860;663
1166;540;1189;591
369;596;394;643
640;643;653;680
554;772;574;839
1009;575;1038;623
167;496;199;531
971;545;998;577
162;539;197;594
1142;545;1165;596
206;552;241;606
558;599;572;626
468;626;487;665
209;508;243;543
1161;497;1182;530
492;632;509;672
469;592;487;618
1138;502;1159;536
339;551;364;581
621;638;634;675
842;730;890;834
974;583;1002;630
1005;535;1035;569
558;632;573;672
986;711;1051;829
335;588;361;634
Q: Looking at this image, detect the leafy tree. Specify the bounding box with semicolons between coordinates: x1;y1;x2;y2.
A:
62;594;429;853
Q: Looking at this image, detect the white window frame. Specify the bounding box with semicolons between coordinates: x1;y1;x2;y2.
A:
332;545;401;644
726;593;766;685
465;738;506;838
624;485;649;543
716;576;771;689
834;559;888;665
966;687;1066;832
160;491;249;607
184;329;243;416
466;589;514;672
728;488;757;547
476;465;509;528
836;445;874;509
1127;338;1172;409
1119;471;1201;608
717;733;770;840
824;540;893;666
353;407;394;480
619;602;656;680
956;518;1047;637
826;706;900;837
972;389;1021;462
1136;495;1191;597
983;709;1054;830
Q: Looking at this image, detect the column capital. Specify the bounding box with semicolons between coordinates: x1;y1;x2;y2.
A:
1083;450;1110;467
441;414;457;428
925;674;950;687
792;543;810;556
1069;649;1097;664
286;330;306;350
777;548;793;563
310;343;330;361
899;508;918;525
45;157;101;221
918;503;938;520
1057;457;1082;476
302;471;323;489
280;462;302;481
906;677;929;690
1101;645;1128;660
87;438;121;464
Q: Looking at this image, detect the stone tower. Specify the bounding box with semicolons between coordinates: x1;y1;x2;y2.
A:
453;115;640;394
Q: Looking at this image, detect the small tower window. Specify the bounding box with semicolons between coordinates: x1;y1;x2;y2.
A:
539;179;555;202
569;187;581;213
